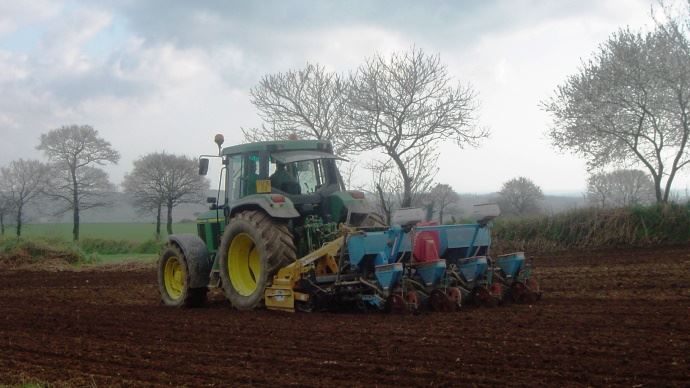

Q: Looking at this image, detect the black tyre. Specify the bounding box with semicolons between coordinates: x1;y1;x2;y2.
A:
157;244;207;307
218;210;296;310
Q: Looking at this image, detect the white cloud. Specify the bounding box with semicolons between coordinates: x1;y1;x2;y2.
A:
292;25;409;71
0;51;29;82
0;1;61;37
37;8;112;73
493;58;510;85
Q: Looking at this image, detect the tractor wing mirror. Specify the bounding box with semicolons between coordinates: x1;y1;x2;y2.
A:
198;158;209;175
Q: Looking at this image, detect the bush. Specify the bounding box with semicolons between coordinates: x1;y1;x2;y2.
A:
79;238;138;254
0;236;89;265
493;202;690;252
134;239;163;254
0;235;164;266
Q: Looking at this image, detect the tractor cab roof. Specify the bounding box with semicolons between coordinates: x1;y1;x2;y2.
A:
221;139;335;156
271;150;346;164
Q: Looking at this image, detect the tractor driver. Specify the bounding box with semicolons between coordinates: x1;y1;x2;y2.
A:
270;162;300;194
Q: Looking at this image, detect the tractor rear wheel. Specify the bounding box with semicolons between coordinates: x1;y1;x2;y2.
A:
157;245;207;307
219;210;296;310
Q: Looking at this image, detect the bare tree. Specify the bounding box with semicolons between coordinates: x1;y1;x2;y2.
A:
345;47;486;207
366;161;399;225
244;63;352;156
0;159;49;237
427;183;460;224
0;190;14;236
587;169;655;208
339;160;361;190
46;165;116;229
404;148;439;207
123;153;167;239
498;177;544;216
543;17;690;203
161;155;210;234
37;125;120;241
125;153;209;235
363;147;439;224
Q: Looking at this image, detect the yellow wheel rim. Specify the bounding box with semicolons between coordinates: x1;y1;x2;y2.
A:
164;256;185;300
228;233;261;296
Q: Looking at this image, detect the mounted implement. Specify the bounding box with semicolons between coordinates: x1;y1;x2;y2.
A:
156;135;541;312
263;206;541;313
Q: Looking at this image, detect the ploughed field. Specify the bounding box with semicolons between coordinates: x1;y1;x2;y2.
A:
1;247;689;387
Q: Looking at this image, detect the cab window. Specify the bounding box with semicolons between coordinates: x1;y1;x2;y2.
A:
268;157;329;194
228;155;243;201
244;153;260;195
295;160;318;193
228;153;262;199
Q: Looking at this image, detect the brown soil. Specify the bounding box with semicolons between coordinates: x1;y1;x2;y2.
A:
1;246;689;387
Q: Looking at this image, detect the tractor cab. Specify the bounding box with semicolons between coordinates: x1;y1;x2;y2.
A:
221;140;348;220
229;148;344;198
199;138;373;231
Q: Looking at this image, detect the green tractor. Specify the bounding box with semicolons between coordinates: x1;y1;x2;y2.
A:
157;135;383;310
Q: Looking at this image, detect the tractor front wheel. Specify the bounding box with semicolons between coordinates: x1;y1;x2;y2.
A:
219;210;296;310
157;244;207;307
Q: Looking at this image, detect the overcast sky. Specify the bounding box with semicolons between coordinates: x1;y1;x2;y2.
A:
1;0;685;195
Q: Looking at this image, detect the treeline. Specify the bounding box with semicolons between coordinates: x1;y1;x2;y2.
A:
0;126;209;241
492;202;690;252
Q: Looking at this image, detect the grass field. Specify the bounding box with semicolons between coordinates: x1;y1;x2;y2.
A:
17;223;197;242
0;223;198;266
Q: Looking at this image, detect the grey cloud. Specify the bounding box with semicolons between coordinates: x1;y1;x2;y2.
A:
88;0;604;91
44;68;152;103
0;49;157;111
103;0;604;51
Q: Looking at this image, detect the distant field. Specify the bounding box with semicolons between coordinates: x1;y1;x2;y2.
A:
20;223;197;242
